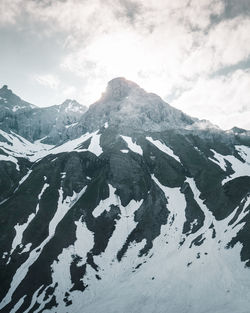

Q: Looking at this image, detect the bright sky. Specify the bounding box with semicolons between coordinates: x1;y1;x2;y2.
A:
0;0;250;130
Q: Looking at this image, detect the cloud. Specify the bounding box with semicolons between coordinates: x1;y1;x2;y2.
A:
172;69;250;130
62;85;77;98
35;74;60;89
57;0;249;108
0;0;250;130
0;0;22;26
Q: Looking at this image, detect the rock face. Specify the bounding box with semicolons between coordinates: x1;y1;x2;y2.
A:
0;79;250;313
73;77;197;135
0;86;87;144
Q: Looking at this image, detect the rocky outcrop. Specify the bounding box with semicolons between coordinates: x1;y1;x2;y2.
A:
72;77;197;135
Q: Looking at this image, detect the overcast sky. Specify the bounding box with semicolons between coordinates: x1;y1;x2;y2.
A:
0;0;250;130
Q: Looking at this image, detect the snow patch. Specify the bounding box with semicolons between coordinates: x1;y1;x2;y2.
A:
209;149;227;171
9;183;49;256
121;136;143;155
92;184;119;217
87;132;103;156
50;131;103;157
65;122;78;129
146;136;181;163
0;129;54;162
208;146;250;184
75;219;95;265
0;154;20;170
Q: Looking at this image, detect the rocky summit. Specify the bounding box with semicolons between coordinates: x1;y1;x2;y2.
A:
0;78;250;313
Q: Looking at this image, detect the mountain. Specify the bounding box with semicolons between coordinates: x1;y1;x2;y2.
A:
68;77;197;138
0;78;250;313
0;85;87;144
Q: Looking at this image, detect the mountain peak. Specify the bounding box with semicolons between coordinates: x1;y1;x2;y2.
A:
59;99;87;114
76;77;197;133
0;85;13;98
103;77;141;101
62;99;79;105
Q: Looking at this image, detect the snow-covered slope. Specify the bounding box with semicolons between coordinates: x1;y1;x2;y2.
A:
1;79;250;313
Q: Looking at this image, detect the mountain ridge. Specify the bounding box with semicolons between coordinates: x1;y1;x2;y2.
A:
0;85;87;144
0;78;250;313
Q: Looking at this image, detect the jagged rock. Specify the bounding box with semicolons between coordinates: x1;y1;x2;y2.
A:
72;77;197;135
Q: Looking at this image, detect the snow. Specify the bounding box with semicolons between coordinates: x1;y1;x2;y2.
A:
0;96;7;104
0;186;87;311
65;101;85;114
9;296;26;313
222;147;250;184
0;129;54;162
12;105;26;112
34;137;52;149
65;122;78;129
152;174;186;245
66;177;250;313
87;132;103;156
9;182;49;257
97;198;143;265
50;131;103;157
0;129;104;167
44;217;95;312
21;243;32;254
32;286;54;313
3;133;250;312
80;178;250;312
17;170;32;186
39;192;143;313
17;174;250;313
23;286;44;313
0;154;20;170
121;136;143;155
2;252;8;259
236;145;250;163
75;218;95;265
209;149;227;171
208;146;250;184
146;136;181;163
194;146;201;153
92;184;119;217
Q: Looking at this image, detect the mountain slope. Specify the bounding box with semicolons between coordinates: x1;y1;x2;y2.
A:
66;77;198;139
0;86;87;144
0;79;250;313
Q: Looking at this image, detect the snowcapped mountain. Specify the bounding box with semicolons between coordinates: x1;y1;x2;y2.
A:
0;78;250;313
0;86;87;144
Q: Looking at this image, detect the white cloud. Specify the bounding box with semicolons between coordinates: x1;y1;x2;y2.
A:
35;74;60;89
0;0;22;26
172;69;250;130
1;0;250;129
62;85;77;98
